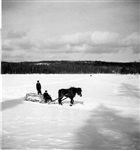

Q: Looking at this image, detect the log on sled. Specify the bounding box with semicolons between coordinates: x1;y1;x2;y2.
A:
24;93;44;103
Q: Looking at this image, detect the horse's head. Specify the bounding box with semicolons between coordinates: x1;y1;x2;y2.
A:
77;88;82;97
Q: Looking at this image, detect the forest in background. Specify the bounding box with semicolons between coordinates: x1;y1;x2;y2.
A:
1;61;140;74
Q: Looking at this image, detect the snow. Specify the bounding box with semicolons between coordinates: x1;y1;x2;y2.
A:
1;74;140;150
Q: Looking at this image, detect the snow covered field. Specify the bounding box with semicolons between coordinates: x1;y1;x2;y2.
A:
1;74;140;150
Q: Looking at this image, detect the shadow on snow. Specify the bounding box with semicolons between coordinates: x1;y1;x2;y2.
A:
1;98;24;111
74;105;139;150
118;83;140;99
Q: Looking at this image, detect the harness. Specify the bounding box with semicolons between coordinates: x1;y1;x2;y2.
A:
48;94;69;104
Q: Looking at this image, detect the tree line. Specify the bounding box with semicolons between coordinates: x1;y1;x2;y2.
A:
1;61;140;74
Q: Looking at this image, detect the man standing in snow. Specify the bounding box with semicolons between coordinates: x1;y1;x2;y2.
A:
36;80;42;95
43;90;52;103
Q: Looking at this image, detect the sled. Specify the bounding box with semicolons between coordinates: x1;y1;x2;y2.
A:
24;93;69;105
24;93;44;103
24;93;54;104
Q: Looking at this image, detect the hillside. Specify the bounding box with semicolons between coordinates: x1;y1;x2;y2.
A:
1;61;140;74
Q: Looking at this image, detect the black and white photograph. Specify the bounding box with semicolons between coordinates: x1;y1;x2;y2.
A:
1;0;140;149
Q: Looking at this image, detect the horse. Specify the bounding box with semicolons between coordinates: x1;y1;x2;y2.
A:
58;87;82;106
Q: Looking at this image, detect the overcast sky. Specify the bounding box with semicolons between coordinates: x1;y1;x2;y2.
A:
2;0;140;62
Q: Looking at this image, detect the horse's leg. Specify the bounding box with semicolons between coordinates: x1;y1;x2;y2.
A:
70;98;74;106
58;95;61;105
58;91;63;105
58;90;61;105
58;97;63;105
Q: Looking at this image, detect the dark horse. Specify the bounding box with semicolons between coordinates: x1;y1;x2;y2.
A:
58;87;82;105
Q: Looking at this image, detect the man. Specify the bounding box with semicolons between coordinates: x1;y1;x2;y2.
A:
43;90;52;103
36;80;42;95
